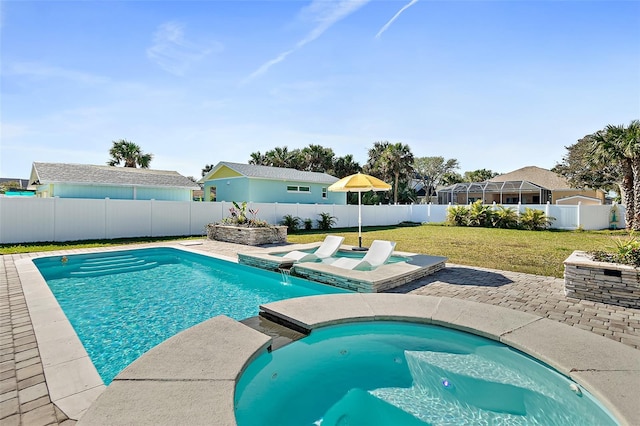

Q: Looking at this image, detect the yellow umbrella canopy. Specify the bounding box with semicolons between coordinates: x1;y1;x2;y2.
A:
328;173;391;249
328;173;391;192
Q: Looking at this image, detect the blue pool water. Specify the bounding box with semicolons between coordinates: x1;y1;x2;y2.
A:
33;247;349;384
235;322;617;426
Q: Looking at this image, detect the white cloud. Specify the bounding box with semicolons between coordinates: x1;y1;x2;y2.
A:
376;0;419;39
7;62;109;85
244;0;370;83
146;21;222;76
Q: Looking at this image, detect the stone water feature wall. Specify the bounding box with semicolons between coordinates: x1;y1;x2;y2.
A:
564;251;640;308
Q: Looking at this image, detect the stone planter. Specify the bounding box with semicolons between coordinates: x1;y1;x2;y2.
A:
206;224;287;246
564;250;640;308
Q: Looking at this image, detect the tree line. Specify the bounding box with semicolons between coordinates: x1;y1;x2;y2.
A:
106;139;499;205
107;118;640;230
240;142;499;205
553;119;640;230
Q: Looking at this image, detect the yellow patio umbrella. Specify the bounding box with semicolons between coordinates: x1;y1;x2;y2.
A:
328;172;391;250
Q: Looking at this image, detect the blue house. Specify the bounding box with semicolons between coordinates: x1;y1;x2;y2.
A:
29;162;200;201
200;162;346;204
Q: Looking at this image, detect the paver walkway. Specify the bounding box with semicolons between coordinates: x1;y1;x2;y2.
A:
1;240;639;425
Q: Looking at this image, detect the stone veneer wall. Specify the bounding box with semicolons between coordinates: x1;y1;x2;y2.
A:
564;251;640;308
291;261;446;293
207;224;287;246
237;253;284;271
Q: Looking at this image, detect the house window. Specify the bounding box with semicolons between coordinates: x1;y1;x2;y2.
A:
287;185;311;193
322;187;327;198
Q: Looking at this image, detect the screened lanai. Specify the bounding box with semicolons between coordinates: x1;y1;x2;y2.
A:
437;180;552;205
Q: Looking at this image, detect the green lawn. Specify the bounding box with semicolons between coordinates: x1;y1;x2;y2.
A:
286;224;628;278
0;225;628;278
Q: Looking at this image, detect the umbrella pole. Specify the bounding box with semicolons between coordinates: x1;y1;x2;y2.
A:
358;191;363;249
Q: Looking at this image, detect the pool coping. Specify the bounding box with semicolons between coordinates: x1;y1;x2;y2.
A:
14;243;239;421
77;293;640;425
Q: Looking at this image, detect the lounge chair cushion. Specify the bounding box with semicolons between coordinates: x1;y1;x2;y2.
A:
332;240;396;271
283;235;345;263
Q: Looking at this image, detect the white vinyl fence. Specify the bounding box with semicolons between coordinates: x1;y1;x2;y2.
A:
0;197;624;244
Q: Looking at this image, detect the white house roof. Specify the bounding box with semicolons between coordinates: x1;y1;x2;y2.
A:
29;162;199;189
202;162;339;184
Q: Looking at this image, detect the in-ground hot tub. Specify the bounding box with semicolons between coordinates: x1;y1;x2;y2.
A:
234;321;617;425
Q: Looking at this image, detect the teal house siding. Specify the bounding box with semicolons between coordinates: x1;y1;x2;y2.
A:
29;163;199;201
136;187;192;201
208;177;251;203
47;184;134;200
201;162;346;205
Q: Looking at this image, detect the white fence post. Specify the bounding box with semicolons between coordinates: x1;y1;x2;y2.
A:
577;202;582;229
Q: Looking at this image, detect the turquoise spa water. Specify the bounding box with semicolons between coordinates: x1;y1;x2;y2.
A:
235;322;617;426
33;247;349;384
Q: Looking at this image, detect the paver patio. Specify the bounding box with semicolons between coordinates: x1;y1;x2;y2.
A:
1;239;639;425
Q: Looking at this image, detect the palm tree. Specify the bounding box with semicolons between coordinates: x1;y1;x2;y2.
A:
301;144;334;172
364;141;391;177
108;140;153;168
624;120;640;230
264;146;300;168
380;142;415;204
331;154;362;178
201;164;214;177
591;121;639;230
248;152;266;165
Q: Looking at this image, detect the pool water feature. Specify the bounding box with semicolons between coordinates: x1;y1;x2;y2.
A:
33;247;349;384
234;321;617;426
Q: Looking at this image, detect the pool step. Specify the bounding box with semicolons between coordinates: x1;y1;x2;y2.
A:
69;254;159;277
79;255;139;266
76;259;147;271
70;261;159;277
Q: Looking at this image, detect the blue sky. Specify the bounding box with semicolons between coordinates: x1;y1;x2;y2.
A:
1;0;639;180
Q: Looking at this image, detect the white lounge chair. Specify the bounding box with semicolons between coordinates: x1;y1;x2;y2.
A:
331;240;396;271
283;235;345;263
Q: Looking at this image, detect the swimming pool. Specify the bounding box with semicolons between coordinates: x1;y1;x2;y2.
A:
234;321;617;425
33;247;349;384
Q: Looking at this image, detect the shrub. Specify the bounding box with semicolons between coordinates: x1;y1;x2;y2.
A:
447;203;555;232
317;212;337;230
281;214;301;233
519;207;555;231
467;200;494;227
491;205;519;229
447;205;469;226
303;218;313;231
590;233;640;267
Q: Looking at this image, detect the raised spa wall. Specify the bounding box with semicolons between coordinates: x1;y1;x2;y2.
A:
564;250;640;309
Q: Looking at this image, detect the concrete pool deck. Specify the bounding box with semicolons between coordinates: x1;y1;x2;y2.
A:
1;239;639;425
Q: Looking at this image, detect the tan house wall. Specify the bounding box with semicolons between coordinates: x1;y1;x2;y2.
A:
552;189;605;204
